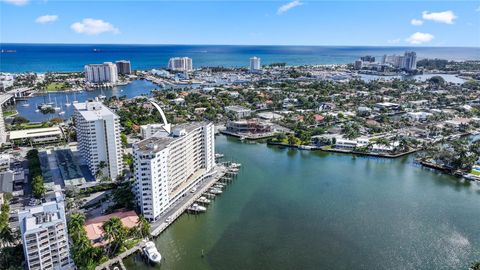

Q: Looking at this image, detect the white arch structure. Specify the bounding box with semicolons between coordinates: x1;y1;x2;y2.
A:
149;100;171;134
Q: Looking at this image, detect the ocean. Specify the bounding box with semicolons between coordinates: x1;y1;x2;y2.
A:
1;44;479;73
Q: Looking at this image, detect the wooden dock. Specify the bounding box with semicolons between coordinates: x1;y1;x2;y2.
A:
95;240;146;270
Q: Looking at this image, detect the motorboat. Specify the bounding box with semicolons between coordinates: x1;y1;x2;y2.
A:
58;111;65;115
21;102;30;107
143;241;162;264
209;188;222;194
188;203;207;212
196;196;211;204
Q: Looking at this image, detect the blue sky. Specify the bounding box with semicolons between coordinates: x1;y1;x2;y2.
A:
1;0;479;46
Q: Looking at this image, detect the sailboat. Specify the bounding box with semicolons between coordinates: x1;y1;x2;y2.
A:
72;93;78;104
47;94;54;105
54;97;61;111
65;95;71;107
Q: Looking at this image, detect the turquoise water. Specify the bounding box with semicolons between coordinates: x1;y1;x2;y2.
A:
1;44;479;73
124;135;480;270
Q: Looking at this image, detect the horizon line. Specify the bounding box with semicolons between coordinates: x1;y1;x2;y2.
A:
1;42;479;48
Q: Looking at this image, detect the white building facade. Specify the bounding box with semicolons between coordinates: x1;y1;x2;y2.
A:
84;62;118;83
74;100;123;180
133;122;215;221
250;56;261;71
167;57;193;72
18;192;74;270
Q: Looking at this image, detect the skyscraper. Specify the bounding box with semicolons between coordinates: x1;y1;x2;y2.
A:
133;120;215;221
167;57;193;71
73;100;123;180
402;51;417;71
115;60;132;75
250;56;261;71
18;191;74;270
84;62;118;83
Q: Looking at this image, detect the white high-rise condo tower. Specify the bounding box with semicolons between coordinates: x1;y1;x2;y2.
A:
84;62;118;83
250;56;261;71
74;100;123;180
18;192;74;270
168;57;193;72
133;102;215;221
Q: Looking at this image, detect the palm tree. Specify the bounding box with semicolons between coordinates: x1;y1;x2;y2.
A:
102;217;127;257
0;226;16;247
135;215;151;239
95;161;108;179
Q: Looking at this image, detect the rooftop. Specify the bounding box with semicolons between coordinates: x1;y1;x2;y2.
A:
9;126;63;140
135;122;207;153
73;101;119;122
84;210;139;246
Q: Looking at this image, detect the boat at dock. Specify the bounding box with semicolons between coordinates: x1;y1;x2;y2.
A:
142;241;162;264
196;196;211;204
215;153;224;158
209;188;222;194
188;203;207;213
231;162;241;168
21;102;30;107
65;95;71;107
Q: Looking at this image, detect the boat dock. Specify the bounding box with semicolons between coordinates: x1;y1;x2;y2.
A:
150;161;240;237
96;160;241;270
95;240;147;270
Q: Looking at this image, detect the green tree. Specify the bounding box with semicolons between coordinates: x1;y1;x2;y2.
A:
32;175;45;199
102;217;128;257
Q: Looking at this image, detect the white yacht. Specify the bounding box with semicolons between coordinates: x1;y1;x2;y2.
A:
188;203;207;212
143;241;161;264
210;188;222;194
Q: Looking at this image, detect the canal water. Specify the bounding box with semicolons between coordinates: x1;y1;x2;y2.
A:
10;80;158;122
124;135;480;270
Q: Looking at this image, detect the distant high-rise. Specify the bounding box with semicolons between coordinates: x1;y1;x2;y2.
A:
360;55;375;62
168;57;193;71
18;191;74;270
84;62;118;83
73;100;123;180
250;56;261;71
382;51;417;71
402;51;417;71
115;60;132;75
354;60;363;70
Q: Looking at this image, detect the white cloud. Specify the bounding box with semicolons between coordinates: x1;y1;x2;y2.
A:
3;0;29;6
35;15;58;24
387;38;401;44
410;19;423;26
70;18;119;35
422;10;457;24
406;32;434;44
277;0;303;15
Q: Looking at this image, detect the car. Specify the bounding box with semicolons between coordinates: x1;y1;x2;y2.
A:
165;216;172;223
190;187;197;193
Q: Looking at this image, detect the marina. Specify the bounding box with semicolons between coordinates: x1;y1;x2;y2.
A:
5;80;157;122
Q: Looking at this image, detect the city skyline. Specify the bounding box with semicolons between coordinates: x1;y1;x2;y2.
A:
1;0;479;47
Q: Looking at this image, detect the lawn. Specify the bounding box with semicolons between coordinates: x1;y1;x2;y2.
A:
470;169;480;176
45;82;67;91
3;110;17;117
